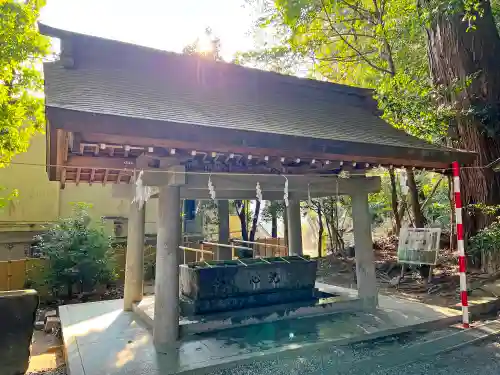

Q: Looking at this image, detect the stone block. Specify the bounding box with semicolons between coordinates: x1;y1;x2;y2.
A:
44;309;57;323
180;256;318;301
44;316;61;333
0;290;39;375
180;287;317;315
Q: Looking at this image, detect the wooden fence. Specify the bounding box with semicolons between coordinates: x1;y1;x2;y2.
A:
0;237;288;292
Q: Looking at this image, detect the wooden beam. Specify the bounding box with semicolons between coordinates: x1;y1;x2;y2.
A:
60;168;66;189
111;184;375;200
140;172;380;195
47;122;58;180
76;168;81;185
47;107;474;169
103;169;109;185
62;132;69;162
65;155;136;170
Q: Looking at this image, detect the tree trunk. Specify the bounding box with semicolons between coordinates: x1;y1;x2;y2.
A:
425;1;500;270
283;206;289;248
406;168;426;228
249;200;261;242
324;214;335;252
234;200;248;241
389;168;401;234
271;209;278;238
317;202;324;257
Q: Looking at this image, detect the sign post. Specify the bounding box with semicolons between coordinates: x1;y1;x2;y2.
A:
397;227;441;266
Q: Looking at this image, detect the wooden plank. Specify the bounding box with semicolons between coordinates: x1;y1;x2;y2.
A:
65;155;136;170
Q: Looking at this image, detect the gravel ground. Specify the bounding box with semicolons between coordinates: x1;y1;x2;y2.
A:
27;366;66;375
376;338;500;375
208;329;500;375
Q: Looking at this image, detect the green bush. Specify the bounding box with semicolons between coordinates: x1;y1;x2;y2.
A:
34;203;117;298
468;219;500;257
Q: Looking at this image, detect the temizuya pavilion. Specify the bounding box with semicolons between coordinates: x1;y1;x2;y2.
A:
40;25;472;349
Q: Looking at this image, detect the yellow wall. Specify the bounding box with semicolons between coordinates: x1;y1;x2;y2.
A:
0;134;159;239
0;134;267;256
0;134;60;232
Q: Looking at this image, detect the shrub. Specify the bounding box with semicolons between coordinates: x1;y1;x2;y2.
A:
34;203;117;298
468;219;500;257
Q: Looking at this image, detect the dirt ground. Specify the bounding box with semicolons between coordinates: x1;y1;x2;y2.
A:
26;243;498;375
27;329;65;375
317;237;499;308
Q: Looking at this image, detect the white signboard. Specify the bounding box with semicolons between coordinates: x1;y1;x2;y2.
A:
397;228;441;265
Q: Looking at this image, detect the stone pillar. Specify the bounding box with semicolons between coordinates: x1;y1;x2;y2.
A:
217;200;231;260
123;199;146;311
154;185;181;349
351;191;378;308
287;200;303;256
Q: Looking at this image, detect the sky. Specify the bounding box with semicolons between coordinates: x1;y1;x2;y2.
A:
40;0;257;60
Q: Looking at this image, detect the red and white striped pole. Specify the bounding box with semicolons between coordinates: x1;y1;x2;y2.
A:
452;161;470;328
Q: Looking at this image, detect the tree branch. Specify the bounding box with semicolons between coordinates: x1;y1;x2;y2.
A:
319;0;393;75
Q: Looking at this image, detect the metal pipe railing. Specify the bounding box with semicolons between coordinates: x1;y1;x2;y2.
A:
231;239;287;249
231;238;288;257
179;246;214;265
200;240;255;260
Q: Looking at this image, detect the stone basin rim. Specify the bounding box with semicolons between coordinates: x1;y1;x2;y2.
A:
181;255;314;269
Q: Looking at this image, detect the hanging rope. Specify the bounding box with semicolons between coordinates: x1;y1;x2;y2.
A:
207;174;216;201
283;175;289;207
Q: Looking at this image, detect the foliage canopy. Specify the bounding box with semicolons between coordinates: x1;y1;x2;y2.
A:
0;0;49;166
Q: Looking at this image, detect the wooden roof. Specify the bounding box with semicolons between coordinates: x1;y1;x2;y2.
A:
40;24;474;186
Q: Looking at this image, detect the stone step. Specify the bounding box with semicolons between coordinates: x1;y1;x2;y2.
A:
44;316;61;333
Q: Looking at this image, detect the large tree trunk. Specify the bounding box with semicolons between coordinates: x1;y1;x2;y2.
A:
425;0;500;270
425;0;500;237
271;214;278;238
234;200;249;241
389;168;401;234
407;168;426;228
